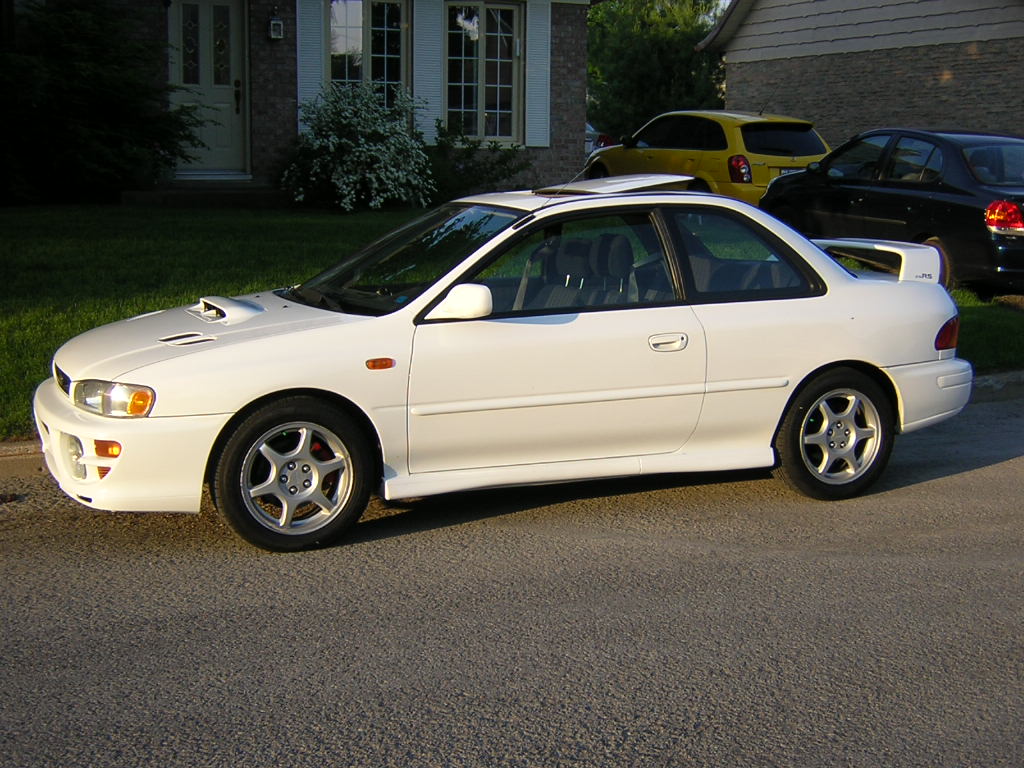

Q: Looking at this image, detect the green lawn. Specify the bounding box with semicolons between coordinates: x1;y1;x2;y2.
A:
1;205;1022;441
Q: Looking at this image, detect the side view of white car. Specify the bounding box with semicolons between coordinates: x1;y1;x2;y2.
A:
33;176;973;551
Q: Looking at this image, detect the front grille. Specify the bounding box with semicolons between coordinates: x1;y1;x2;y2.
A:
54;365;71;396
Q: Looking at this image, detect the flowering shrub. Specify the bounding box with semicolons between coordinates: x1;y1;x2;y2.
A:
282;84;435;210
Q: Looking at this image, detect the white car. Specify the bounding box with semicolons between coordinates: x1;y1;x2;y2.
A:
34;175;973;551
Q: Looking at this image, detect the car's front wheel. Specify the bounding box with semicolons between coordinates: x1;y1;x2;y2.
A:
212;396;372;551
773;369;894;500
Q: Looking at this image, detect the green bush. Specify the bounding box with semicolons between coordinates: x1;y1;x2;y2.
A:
282;84;435;211
0;0;205;204
427;121;532;203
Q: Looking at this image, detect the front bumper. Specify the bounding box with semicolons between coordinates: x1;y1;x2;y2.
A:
885;357;973;434
33;377;232;513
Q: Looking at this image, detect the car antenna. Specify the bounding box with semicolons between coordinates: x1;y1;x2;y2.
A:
758;83;780;115
514;164;592;228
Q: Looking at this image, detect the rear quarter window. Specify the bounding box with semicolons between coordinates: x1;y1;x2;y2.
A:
741;123;827;157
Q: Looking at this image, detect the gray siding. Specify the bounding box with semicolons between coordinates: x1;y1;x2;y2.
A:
725;0;1024;62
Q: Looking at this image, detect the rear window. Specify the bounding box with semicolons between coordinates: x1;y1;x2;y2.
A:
962;142;1024;186
741;123;827;157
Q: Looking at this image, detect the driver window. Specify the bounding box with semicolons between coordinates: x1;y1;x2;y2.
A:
469;212;678;314
827;134;890;180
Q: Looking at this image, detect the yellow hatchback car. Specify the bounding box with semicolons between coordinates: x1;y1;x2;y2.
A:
584;110;829;205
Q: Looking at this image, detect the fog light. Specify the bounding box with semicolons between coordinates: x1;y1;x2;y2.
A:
64;434;86;480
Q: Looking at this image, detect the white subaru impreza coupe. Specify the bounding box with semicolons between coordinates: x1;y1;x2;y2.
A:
34;176;973;550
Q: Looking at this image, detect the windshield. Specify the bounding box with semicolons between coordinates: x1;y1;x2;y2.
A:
741;123;827;157
287;204;522;315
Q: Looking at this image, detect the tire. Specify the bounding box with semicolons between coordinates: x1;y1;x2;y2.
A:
773;369;894;500
922;237;956;290
587;163;609;179
212;396;372;551
687;178;711;193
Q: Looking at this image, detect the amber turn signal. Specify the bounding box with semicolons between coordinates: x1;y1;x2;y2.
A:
94;440;123;458
365;358;397;370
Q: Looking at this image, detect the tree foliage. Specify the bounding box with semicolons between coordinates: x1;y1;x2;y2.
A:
587;0;724;139
0;0;205;204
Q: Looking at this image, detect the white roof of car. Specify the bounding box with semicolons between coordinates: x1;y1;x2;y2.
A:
460;174;695;212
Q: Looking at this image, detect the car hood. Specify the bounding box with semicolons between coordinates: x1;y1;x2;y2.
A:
54;292;359;381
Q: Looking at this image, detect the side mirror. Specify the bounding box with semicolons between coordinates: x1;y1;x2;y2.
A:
425;283;493;321
621;135;637;149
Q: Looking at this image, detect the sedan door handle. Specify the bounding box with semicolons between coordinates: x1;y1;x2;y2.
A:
649;333;688;352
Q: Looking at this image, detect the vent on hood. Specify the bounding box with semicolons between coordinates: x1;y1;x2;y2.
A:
186;296;265;326
158;331;217;347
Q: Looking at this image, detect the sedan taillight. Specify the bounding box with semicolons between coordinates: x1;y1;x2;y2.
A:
984;200;1024;234
935;316;960;351
728;155;752;183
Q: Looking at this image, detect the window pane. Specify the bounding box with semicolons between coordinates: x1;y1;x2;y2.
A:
827;135;890;180
471;213;675;314
212;5;231;86
330;0;364;85
887;137;942;183
446;3;517;139
181;3;199;85
667;209;808;299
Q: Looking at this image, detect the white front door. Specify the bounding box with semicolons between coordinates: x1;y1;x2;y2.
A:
407;308;706;474
168;0;248;174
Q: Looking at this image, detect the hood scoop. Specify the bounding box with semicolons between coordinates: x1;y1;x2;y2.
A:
158;331;217;347
186;296;265;326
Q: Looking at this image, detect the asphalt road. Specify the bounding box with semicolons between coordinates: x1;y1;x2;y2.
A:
1;397;1022;768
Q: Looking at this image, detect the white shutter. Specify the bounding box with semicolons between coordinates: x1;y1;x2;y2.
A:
413;0;444;143
524;0;551;147
296;0;327;130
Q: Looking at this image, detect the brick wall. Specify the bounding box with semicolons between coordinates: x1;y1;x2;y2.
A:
521;2;588;187
725;38;1024;148
248;0;298;181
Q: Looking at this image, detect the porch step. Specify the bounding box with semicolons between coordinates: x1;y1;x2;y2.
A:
122;180;289;208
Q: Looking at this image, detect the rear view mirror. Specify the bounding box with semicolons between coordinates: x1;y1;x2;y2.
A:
425;283;493;321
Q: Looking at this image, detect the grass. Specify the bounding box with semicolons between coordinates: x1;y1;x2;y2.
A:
1;205;420;440
2;205;1022;441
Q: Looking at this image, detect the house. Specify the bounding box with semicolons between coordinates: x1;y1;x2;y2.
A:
158;0;589;187
698;0;1024;147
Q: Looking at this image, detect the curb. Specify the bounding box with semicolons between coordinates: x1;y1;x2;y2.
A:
2;371;1022;480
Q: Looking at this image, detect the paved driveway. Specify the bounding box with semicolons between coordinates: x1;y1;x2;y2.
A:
1;397;1022;768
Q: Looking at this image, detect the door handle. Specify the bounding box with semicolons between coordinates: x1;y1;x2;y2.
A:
649;333;688;352
234;79;242;114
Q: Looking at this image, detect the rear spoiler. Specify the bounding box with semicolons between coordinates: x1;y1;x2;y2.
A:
812;238;941;284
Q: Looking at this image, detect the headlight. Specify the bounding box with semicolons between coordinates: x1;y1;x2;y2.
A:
73;380;156;418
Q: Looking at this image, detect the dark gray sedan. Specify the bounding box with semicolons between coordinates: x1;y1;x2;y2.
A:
760;128;1024;292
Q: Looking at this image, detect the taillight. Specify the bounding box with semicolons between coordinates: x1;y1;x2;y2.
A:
984;200;1024;234
595;133;613;149
728;155;752;183
935;315;960;351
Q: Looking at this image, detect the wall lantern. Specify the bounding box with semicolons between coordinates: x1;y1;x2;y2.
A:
268;6;284;40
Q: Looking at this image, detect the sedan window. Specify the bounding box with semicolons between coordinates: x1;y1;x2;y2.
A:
885;137;943;183
964;142;1024;185
825;134;890;180
467;211;678;314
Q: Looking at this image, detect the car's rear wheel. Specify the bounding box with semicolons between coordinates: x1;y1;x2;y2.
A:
212;396;372;551
773;369;894;500
922;237;956;289
587;163;609;179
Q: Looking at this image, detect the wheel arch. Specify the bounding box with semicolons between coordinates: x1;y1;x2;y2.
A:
772;361;901;449
204;388;384;488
